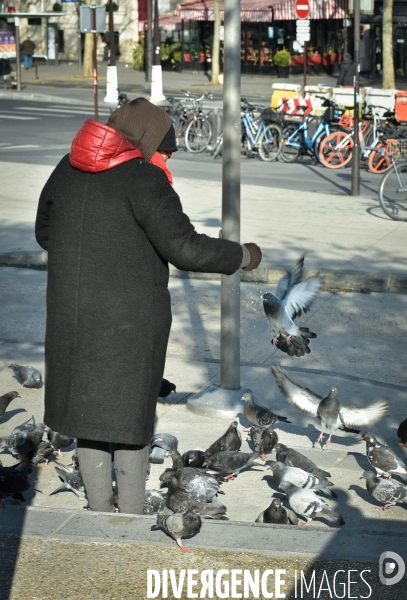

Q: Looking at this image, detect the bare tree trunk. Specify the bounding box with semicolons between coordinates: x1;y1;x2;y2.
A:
211;0;221;84
382;0;395;89
83;0;93;77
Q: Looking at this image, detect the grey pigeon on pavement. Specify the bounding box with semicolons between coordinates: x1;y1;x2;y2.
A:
49;465;85;499
159;378;176;406
0;417;46;463
31;440;55;465
8;364;42;389
250;426;278;460
274;443;331;479
144;490;166;515
262;256;320;357
241;391;291;431
203;450;263;480
205;421;242;456
360;433;407;481
182;450;206;468
397;418;407;447
152;506;202;552
272;366;388;446
0;391;20;419
160;452;223;502
46;428;74;455
279;481;345;527
165;475;227;518
269;460;337;498
256;497;299;525
361;470;407;510
0;463;32;506
149;433;178;464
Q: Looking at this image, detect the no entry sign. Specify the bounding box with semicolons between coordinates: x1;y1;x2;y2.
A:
295;0;311;20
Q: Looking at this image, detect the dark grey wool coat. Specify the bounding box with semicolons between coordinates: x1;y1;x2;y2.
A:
35;155;243;446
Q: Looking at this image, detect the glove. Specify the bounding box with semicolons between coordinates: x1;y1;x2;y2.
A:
240;243;262;271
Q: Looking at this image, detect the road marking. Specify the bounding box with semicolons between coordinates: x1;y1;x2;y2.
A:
15;106;111;116
0;144;40;150
0;114;39;120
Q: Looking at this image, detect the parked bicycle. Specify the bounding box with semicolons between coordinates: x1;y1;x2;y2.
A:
378;140;407;220
279;96;343;163
165;92;213;153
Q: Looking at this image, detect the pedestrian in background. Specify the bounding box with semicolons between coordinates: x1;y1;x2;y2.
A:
20;35;36;69
0;55;17;88
337;53;354;87
35;98;262;514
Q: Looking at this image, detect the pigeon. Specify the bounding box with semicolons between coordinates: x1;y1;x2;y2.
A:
269;460;337;498
256;497;299;525
182;450;207;468
202;451;263;480
143;489;166;515
46;428;74;455
262;256;320;357
397;418;407;447
250;426;278;460
361;470;407;510
272;366;388;446
360;433;407;481
274;443;331;479
152;506;202;552
0;417;47;463
8;364;42;389
159;378;176;406
69;450;79;469
205;421;242;456
149;433;178;464
0;463;32;506
31;440;55;465
0;391;20;419
165;476;227;518
241;392;291;431
49;465;85;499
160;460;223;503
279;481;345;527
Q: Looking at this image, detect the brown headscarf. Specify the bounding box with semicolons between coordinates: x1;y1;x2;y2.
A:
106;98;172;162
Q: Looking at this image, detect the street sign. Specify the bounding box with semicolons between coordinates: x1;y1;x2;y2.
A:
295;0;311;20
296;18;310;42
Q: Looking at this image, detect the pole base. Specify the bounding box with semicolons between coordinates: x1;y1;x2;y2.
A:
187;385;252;419
150;65;166;103
104;66;118;103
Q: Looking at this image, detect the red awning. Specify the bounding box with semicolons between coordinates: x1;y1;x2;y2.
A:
139;13;183;32
267;0;350;21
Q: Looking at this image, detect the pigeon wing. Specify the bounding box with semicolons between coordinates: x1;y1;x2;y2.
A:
339;398;388;430
275;257;305;301
281;276;321;319
272;366;321;418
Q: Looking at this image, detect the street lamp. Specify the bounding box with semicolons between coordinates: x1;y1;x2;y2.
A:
351;0;360;196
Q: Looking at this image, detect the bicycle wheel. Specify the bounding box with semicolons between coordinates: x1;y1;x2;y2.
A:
319;131;353;168
258;124;282;162
368;140;398;174
185;116;212;153
280;125;301;163
378;161;407;221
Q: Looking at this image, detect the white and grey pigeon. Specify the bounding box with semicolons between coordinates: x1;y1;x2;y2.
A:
255;497;299;525
272;366;388;446
241;391;291;431
143;490;166;515
149;433;178;464
0;416;47;463
269;460;337;498
279;481;345;527
262;256;320;357
8;364;42;389
360;433;407;481
49;465;85;499
152;506;202;553
361;470;407;511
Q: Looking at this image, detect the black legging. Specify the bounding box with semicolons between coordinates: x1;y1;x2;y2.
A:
77;439;149;513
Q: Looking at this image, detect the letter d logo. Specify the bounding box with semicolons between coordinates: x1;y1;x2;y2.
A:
379;551;405;586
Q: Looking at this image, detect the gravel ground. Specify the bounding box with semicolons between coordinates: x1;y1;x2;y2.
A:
1;535;405;600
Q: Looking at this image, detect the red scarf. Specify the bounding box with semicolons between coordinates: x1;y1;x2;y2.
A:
149;151;173;185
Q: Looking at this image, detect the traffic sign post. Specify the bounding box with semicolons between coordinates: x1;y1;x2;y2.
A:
295;0;310;20
295;0;311;94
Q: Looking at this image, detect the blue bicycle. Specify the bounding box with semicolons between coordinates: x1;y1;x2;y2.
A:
240;99;282;162
280;96;343;163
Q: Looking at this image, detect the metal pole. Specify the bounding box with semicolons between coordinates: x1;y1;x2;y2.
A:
15;17;21;92
221;0;241;390
303;41;307;95
78;31;82;68
146;0;153;81
92;7;99;121
351;0;360;196
108;0;115;67
153;0;160;66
